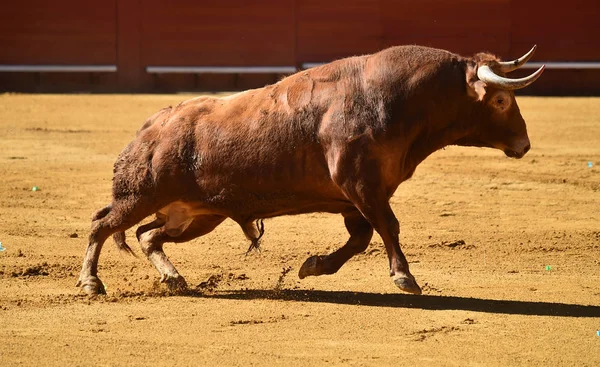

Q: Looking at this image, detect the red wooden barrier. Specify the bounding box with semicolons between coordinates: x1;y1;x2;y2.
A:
0;0;598;94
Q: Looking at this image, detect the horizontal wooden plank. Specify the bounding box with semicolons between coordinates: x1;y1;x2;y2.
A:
521;62;600;70
152;73;196;93
510;42;600;62
146;66;296;74
510;0;600;61
382;0;510;56
0;65;117;72
0;73;37;92
0;0;596;94
141;0;295;66
0;0;116;65
296;0;383;62
514;69;600;96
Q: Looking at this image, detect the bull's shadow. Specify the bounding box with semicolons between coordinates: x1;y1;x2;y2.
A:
197;289;600;318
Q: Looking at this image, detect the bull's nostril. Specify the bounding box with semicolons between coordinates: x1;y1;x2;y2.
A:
523;144;531;154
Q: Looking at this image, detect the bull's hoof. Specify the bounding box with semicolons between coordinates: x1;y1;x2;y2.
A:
161;274;188;293
298;255;324;279
393;274;422;295
76;276;106;296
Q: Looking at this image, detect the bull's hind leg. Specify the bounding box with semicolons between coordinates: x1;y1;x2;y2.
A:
299;210;373;278
77;199;158;295
137;214;226;291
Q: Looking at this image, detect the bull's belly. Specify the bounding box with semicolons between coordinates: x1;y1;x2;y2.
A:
158;195;352;235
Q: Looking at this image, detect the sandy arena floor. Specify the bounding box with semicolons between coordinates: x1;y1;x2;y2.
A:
0;94;599;366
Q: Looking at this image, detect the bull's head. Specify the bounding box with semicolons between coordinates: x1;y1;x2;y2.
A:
459;46;545;159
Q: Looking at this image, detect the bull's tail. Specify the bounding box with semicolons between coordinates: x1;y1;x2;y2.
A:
91;204;137;257
112;231;137;257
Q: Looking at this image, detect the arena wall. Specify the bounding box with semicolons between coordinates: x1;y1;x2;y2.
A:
1;0;598;94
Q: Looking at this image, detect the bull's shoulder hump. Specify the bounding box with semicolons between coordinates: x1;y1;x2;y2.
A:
178;95;216;105
171;95;225;116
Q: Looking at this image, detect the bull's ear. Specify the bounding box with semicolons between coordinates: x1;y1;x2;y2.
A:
468;80;487;101
466;64;487;101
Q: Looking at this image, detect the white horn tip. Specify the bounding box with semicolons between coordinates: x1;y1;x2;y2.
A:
537;64;546;74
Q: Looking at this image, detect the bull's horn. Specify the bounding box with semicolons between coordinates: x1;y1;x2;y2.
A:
498;45;537;73
477;64;545;90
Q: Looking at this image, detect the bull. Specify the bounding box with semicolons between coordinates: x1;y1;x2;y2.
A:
77;45;544;295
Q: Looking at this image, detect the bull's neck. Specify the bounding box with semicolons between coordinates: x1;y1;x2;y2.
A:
400;109;470;177
409;125;463;165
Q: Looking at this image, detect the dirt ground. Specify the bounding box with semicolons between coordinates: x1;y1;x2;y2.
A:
0;93;598;366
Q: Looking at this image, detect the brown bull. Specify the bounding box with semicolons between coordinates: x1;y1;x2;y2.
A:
77;45;544;295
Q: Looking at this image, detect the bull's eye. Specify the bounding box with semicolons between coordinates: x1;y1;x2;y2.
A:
490;91;511;112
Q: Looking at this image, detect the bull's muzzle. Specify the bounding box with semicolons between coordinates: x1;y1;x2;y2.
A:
504;142;530;159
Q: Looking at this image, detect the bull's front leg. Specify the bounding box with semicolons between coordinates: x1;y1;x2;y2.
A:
328;147;421;294
345;190;421;295
374;206;421;294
